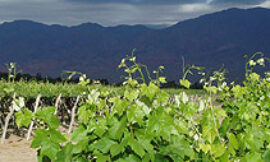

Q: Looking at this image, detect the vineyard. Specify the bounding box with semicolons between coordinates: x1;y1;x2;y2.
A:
1;53;270;162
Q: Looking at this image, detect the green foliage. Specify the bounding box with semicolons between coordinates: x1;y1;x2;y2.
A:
5;62;22;83
0;80;200;99
180;79;191;89
15;108;32;128
179;56;203;89
35;106;61;129
11;53;270;161
14;106;67;160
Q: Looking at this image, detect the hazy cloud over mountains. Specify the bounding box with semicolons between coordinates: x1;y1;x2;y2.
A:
211;0;266;5
66;0;206;5
67;0;266;5
0;0;268;26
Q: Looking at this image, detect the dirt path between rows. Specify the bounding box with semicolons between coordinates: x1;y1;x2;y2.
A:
0;135;37;162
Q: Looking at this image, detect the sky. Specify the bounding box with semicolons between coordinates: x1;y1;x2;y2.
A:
0;0;270;27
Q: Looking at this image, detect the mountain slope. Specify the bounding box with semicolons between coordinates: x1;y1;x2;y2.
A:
0;7;270;82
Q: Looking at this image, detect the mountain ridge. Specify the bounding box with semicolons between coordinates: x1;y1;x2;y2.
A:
0;7;269;83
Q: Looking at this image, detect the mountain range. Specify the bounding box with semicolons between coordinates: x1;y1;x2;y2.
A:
0;7;270;83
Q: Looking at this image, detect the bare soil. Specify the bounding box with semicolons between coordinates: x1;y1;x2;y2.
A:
0;135;37;162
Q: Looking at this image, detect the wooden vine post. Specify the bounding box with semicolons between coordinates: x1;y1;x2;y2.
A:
26;94;41;141
1;93;16;144
68;95;80;135
54;93;62;115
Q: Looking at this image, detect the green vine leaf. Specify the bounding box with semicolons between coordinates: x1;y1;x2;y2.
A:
180;79;191;89
15;108;32;128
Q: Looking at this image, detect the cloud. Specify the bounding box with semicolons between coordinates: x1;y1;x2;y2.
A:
257;0;270;8
178;3;212;13
64;0;205;5
0;0;268;26
210;0;266;5
65;0;267;5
